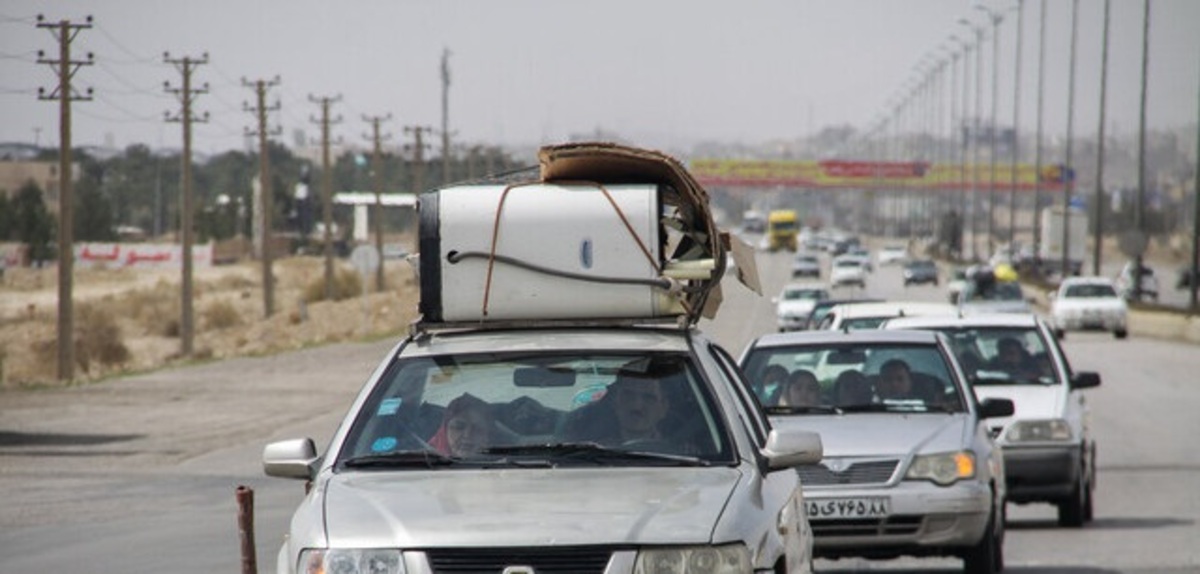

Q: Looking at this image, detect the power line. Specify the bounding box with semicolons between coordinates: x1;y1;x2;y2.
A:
93;23;157;65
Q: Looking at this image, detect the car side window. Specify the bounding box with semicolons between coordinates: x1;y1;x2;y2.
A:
707;343;770;446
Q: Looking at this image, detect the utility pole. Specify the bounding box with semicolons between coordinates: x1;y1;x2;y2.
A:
164;52;209;357
405;126;433;195
440;48;454;186
308;94;341;301
1092;0;1112;276
364;114;392;292
243;76;281;318
37;15;93;382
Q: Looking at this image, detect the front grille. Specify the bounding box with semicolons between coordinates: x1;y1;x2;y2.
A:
797;460;899;486
812;515;923;537
425;546;614;573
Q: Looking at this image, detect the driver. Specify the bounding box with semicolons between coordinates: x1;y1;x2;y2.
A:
561;373;669;446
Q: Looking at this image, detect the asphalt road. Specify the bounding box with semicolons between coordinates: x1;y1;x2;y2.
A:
1;250;1198;573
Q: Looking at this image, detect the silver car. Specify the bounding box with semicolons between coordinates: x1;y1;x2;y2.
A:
885;313;1102;527
264;325;824;574
739;329;1013;573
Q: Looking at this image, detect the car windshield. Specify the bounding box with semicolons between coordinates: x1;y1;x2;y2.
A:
784;288;827;300
337;351;734;468
1064;283;1117;298
925;326;1059;386
835;259;860;268
840;316;890;330
742;343;965;414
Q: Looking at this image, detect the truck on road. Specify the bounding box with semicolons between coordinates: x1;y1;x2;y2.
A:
1039;205;1087;276
766;209;799;252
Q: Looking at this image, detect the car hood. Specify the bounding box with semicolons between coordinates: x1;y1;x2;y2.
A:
320;467;742;547
771;414;969;457
973;384;1064;422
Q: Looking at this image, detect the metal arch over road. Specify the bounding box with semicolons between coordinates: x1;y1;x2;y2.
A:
689;158;1074;191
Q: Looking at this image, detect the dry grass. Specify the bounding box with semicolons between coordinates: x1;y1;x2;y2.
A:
0;256;420;388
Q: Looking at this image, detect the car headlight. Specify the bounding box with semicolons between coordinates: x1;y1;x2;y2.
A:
635;544;751;574
1005;419;1073;442
299;549;404;574
905;451;976;486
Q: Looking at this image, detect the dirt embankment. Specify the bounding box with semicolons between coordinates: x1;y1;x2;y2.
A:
0;256;420;389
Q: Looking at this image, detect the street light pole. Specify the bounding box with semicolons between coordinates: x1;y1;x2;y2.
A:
1134;0;1152;299
1009;0;1025;247
1061;0;1080;277
960;18;986;262
978;5;1004;259
1092;0;1112;275
1033;0;1049;273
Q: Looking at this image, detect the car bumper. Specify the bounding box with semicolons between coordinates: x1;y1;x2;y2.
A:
1054;314;1126;332
791;269;820;278
777;317;808;331
1001;444;1082;503
805;480;992;558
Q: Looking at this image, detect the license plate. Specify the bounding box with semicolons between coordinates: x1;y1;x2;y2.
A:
806;497;890;520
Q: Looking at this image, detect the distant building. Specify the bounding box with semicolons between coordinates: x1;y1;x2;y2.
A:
0;157;77;214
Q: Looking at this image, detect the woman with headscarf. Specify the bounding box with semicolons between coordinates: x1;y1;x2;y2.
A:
429;393;493;457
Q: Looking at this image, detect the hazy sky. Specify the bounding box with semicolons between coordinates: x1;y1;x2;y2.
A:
2;0;1198;157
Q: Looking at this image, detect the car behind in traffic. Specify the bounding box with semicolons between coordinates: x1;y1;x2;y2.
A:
884;313;1102;527
740;329;1013;573
1049;276;1128;339
775;282;831;332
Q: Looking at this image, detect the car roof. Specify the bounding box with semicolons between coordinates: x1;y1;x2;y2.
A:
1059;276;1117;286
827;301;957;319
749;328;942;349
401;326;695;358
884;312;1041;330
782;281;828;291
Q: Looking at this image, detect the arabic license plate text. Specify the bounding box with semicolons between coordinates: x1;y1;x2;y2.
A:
807;497;890;520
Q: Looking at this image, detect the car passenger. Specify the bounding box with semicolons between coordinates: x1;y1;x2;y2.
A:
429;393;493;457
755;364;789;405
779;369;821;407
876;359;928;402
833;370;873;407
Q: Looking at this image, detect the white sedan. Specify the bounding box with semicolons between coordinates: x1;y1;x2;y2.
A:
1049;276;1128;339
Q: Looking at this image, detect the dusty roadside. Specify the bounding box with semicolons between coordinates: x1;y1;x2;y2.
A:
0;256;420;388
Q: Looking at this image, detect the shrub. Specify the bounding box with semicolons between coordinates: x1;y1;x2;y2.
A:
202;300;243;330
303;269;363;303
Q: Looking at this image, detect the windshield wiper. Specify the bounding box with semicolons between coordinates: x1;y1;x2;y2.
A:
483;442;710;467
342;450;458;469
765;405;843;415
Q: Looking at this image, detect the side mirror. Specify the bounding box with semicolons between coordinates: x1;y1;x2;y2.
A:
762;428;823;470
1070;371;1101;390
263;438;320;480
978;397;1015;419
